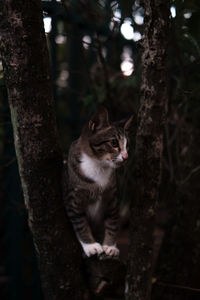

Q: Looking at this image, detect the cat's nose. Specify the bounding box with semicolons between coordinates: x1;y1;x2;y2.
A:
122;153;128;160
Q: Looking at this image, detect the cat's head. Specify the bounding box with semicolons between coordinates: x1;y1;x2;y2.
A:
81;107;133;168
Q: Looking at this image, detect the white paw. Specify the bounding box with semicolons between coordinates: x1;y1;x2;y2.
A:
103;245;120;257
81;242;104;257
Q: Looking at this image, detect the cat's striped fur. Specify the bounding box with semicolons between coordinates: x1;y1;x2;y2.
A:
64;107;133;257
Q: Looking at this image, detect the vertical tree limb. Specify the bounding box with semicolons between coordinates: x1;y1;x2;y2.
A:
0;1;85;299
126;1;169;299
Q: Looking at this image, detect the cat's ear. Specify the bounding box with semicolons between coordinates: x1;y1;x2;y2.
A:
124;115;134;132
88;107;109;132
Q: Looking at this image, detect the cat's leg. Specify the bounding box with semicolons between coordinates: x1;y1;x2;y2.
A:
103;219;120;257
66;194;103;257
68;211;104;257
102;193;120;257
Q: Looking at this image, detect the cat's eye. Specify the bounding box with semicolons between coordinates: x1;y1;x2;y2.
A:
111;139;119;148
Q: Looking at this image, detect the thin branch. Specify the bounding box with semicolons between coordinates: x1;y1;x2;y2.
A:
180;165;200;185
0;157;16;168
156;281;200;293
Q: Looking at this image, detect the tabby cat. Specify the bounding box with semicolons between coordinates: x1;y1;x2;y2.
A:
65;107;133;257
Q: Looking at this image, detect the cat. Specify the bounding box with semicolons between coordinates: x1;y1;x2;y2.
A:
64;107;133;258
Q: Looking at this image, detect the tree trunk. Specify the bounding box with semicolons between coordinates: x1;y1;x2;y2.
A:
0;1;85;299
126;1;169;299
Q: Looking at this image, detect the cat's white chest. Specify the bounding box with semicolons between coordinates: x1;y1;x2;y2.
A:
80;153;112;189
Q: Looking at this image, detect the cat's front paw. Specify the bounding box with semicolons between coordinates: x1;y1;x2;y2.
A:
81;242;104;257
102;245;120;257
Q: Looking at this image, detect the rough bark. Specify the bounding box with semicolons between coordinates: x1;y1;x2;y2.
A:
126;1;169;300
0;1;85;299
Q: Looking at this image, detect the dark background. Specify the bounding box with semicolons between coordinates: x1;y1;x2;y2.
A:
0;0;200;299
